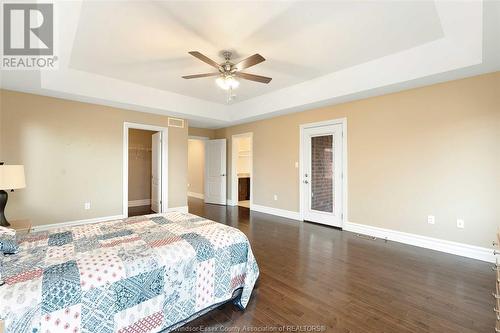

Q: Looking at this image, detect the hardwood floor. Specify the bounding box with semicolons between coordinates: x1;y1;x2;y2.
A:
176;197;495;333
128;205;155;217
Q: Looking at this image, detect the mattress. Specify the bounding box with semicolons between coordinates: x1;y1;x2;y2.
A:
0;211;259;332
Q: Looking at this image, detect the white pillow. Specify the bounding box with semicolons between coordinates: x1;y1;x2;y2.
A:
0;226;15;237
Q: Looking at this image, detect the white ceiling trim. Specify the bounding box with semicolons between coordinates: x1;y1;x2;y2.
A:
38;1;227;126
227;1;483;123
1;1;494;129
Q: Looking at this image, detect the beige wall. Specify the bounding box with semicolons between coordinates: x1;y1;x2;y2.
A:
128;129;154;202
188;127;215;139
215;72;500;248
0;90;188;226
187;139;205;196
167;126;188;208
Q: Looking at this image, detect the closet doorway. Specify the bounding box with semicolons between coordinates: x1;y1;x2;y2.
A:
123;123;168;218
231;133;253;208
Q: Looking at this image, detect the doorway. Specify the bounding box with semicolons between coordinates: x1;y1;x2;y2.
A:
187;136;227;206
231;133;253;208
300;119;346;227
123;123;168;218
187;136;208;200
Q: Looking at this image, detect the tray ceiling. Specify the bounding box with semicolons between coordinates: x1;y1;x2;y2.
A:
68;1;443;103
1;1;499;128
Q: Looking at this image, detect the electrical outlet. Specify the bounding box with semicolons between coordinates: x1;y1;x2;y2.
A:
295;161;299;168
84;202;91;210
457;219;465;229
427;215;435;224
273;194;278;201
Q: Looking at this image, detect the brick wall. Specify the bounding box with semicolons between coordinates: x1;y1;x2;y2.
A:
311;135;334;212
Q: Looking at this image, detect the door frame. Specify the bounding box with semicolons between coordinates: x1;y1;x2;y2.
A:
230;132;253;207
299;118;347;227
123;122;168;218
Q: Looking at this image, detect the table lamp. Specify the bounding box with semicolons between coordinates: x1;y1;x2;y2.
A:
0;164;26;227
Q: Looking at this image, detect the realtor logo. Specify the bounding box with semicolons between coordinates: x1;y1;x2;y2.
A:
2;3;57;69
3;3;53;55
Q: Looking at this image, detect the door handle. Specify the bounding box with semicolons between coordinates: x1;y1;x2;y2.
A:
221;174;226;177
303;180;309;184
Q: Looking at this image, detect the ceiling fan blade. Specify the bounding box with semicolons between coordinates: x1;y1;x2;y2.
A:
182;73;220;79
234;54;265;71
188;51;220;69
236;72;272;84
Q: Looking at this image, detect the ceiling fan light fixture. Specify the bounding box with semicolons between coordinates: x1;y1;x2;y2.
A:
183;51;271;102
216;75;239;90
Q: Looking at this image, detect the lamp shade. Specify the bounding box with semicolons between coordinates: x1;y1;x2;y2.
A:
0;165;26;190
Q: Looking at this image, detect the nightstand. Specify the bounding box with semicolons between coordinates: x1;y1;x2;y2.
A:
8;219;32;235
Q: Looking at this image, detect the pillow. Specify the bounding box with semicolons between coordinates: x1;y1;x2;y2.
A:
0;226;18;255
0;226;15;237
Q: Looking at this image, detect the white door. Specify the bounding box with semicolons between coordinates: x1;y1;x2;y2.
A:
302;123;344;227
151;131;162;213
205;139;227;205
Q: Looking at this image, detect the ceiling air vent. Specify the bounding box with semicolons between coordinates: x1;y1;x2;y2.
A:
168;117;184;128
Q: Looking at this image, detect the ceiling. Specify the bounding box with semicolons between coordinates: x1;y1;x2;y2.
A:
68;1;443;103
1;1;499;128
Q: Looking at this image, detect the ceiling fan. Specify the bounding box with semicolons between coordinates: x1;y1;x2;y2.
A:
182;51;272;102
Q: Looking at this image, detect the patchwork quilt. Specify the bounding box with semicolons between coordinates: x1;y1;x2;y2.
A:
0;212;259;333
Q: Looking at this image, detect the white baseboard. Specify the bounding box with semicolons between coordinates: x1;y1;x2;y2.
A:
227;199;237;206
32;206;189;232
128;199;151;207
187;192;204;199
250;203;301;221
32;214;125;232
167;206;189;213
31;204;492;263
244;203;494;263
344;221;495;263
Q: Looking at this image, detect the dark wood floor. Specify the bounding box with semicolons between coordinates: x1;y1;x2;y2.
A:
177;198;494;333
128;205;155;217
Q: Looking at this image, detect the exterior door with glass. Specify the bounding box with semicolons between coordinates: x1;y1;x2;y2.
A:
302;123;343;227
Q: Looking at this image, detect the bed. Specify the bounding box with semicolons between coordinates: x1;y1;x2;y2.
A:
0;211;259;333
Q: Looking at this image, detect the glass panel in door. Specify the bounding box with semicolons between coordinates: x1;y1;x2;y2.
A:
310;135;334;213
